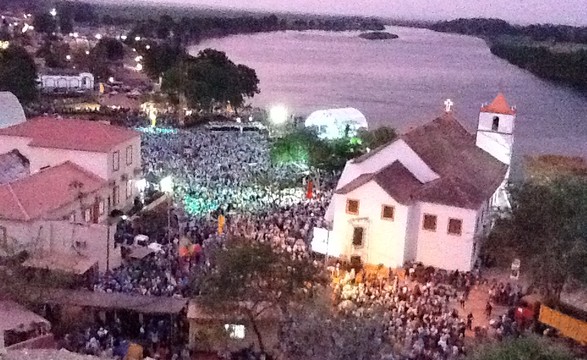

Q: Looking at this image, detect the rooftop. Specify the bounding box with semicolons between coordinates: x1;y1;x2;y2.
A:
0;91;26;129
480;92;516;115
0;161;106;221
346;114;508;209
0;117;140;153
0;300;49;332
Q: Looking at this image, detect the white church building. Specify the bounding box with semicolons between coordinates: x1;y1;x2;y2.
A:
324;93;516;271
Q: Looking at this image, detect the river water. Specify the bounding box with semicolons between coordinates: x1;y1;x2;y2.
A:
191;26;587;164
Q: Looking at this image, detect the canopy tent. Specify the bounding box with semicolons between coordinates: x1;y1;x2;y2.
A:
0;300;50;332
304;107;368;139
0;92;26;129
21;254;97;275
27;287;187;314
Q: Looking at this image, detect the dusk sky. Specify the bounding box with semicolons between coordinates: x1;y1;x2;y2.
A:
120;0;587;26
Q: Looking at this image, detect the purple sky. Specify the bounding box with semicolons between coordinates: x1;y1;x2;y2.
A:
121;0;587;25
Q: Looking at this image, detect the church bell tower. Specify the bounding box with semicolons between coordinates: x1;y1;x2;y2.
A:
475;93;516;168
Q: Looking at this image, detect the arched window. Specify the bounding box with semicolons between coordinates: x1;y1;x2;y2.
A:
492;116;500;131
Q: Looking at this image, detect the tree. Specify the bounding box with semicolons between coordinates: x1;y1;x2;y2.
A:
56;1;75;34
162;49;260;112
93;37;125;61
357;126;397;150
142;42;184;80
194;239;327;354
486;177;587;302
33;13;58;35
280;299;393;360
0;45;38;105
466;336;574;360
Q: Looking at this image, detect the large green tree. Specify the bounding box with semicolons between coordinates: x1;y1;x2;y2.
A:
162;49;260;111
194;239;327;354
357;126;397;150
486;176;587;302
142;42;184;80
0;45;38;104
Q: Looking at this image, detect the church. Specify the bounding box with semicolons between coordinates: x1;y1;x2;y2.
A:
324;93;516;271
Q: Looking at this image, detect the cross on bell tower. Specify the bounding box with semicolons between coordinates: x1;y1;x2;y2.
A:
444;99;454;113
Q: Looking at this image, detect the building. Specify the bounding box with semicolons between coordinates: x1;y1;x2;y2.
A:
0;300;50;352
0;92;26;129
0;117;142;212
187;300;281;353
0;161;121;272
304;107;368;139
324;94;515;271
38;69;94;92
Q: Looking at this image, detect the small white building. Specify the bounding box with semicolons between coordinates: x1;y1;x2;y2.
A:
305;107;368;139
324;94;516;271
38;70;94;92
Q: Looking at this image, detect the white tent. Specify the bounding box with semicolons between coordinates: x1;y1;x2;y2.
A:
304;107;368;139
0;92;26;129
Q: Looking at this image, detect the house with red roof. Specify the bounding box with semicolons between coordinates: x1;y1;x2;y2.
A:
323;94;516;271
0;161;122;272
0;117;142;215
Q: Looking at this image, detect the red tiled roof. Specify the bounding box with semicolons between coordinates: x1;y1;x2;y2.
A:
336;161;423;205
0;161;106;221
342;114;508;209
480;92;516;115
0;117;140;153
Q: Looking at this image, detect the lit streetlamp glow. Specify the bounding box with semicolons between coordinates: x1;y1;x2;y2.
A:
269;105;288;124
49;8;57;17
160;176;174;194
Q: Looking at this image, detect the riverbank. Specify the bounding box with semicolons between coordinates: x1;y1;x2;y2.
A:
425;18;587;90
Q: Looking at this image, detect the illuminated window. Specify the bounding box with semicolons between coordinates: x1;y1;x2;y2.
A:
126;180;132;199
112;151;120;171
346;199;359;215
70;212;76;223
448;218;463;236
422;214;437;231
126;145;133;165
224;324;245;339
352;227;364;247
83;208;92;223
381;205;394;220
98;199;105;215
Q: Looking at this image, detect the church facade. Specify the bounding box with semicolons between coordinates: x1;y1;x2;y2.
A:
324;94;516;271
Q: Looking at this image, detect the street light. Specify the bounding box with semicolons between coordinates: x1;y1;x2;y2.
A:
269;105;288;125
49;8;57;17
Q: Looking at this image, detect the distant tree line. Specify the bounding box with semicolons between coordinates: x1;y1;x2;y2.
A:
429;18;587;44
489;44;587;89
125;14;385;44
428;18;587;89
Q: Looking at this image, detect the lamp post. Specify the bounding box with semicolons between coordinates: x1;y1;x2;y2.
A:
160;176;174;241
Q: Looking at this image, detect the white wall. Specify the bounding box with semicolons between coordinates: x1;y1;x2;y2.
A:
106;137;142;210
0;219;121;272
326;139;438;222
331;181;410;268
39;74;94;90
476;112;515;165
0;136;108;177
412;202;478;271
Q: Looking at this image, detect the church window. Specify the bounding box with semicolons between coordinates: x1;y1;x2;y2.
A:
381;205;395;220
448;218;463;236
352;227;364;247
346;199;359;215
492;116;500;131
422;214;437;231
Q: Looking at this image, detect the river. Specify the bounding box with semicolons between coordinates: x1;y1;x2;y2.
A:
190;26;587;166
